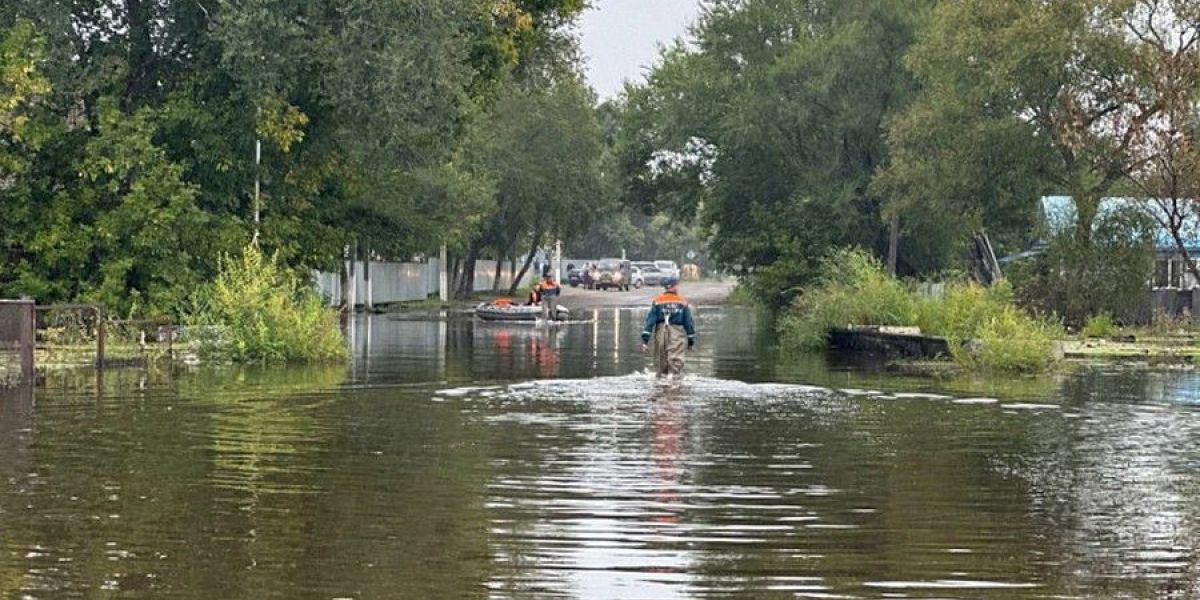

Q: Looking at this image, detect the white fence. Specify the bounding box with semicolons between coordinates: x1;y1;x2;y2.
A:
314;259;533;306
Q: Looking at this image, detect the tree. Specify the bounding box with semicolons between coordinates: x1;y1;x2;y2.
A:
463;69;606;297
887;0;1200;319
0;0;591;312
616;0;933;308
895;0;1199;247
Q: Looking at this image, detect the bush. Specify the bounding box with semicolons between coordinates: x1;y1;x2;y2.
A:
779;249;917;350
185;243;346;362
781;248;1060;372
1080;313;1118;339
1009;204;1155;327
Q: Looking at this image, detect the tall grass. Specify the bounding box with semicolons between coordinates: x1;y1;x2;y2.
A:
780;249;917;349
780;248;1060;372
186;243;347;362
1080;313;1117;339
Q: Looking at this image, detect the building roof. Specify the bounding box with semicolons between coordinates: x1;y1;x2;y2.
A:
1040;195;1200;249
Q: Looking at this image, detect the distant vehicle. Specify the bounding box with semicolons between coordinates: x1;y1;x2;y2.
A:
632;262;664;286
630;266;645;289
655;260;680;280
567;265;583;287
595;258;632;291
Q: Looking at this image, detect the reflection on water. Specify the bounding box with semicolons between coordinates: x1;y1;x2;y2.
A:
3;308;1200;598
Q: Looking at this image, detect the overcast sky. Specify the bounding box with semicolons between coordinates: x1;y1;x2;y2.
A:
578;0;704;100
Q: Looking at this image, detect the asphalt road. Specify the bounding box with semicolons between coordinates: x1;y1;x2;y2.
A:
559;279;736;309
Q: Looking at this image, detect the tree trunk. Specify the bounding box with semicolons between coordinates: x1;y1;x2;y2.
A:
1074;194;1100;249
124;0;156;108
509;231;544;296
456;244;482;300
491;253;505;293
886;212;899;275
343;239;357;310
362;239;372;311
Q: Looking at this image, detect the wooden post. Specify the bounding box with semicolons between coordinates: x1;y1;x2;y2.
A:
17;300;34;381
95;306;106;369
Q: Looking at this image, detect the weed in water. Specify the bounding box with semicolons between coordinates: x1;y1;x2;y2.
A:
781;248;1060;372
1080;313;1118;339
185;243;346;363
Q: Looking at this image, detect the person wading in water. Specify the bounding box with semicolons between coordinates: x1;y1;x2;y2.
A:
641;276;696;377
534;271;562;321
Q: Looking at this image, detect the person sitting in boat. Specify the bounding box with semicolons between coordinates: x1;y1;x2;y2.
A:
641;276;695;376
534;272;562;320
493;297;514;308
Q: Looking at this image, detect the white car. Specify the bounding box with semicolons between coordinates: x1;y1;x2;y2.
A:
630;266;646;288
655;260;680;280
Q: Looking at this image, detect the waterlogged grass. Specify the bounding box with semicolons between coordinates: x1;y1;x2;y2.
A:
780;249;1060;373
1081;313;1118;339
186;243;347;363
781;250;917;350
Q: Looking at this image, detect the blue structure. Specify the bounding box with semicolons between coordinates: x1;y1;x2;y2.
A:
1035;195;1200;289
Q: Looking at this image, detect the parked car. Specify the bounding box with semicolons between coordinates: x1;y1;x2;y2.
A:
567;265;583;287
595;258;632;291
655;260;680;280
632;262;664;286
630;266;645;289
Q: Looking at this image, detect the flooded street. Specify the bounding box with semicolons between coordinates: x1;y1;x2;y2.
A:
4;306;1200;598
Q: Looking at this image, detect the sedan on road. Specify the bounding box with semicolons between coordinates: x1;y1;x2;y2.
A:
632;262;664;286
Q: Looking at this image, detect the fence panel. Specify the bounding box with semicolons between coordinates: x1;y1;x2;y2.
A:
0;300;35;384
315;258;534;306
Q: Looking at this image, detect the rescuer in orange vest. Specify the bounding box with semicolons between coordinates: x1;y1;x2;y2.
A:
641;276;696;376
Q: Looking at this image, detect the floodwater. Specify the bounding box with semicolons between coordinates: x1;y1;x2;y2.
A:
4;307;1200;599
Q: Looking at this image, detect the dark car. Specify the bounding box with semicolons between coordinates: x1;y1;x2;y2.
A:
595;258;632;291
567;265;584;287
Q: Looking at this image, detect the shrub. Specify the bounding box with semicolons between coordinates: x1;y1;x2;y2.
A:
186;243;346;362
781;248;1060;372
1080;313;1118;339
780;249;917;350
957;306;1059;373
1009;204;1155;327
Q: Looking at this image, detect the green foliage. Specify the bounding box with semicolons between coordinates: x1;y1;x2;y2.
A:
616;0;935;306
888;0;1198;257
781;248;1060;372
186;243;346;363
1009;204;1156;326
964;308;1059;374
0;1;591;315
1081;313;1118;339
780;249;918;350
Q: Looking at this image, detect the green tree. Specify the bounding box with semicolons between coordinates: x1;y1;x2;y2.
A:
616;0;932;308
892;0;1200;246
888;0;1200;320
0;0;590;312
463;69;606;297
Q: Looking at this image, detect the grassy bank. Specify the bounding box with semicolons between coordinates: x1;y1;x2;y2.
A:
780;249;1060;373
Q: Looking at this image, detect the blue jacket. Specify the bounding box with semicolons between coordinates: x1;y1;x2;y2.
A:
642;291;696;345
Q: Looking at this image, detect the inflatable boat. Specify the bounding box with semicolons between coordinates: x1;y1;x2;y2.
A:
474;302;570;322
